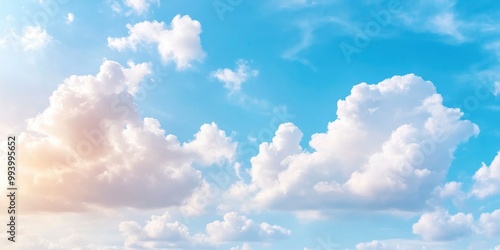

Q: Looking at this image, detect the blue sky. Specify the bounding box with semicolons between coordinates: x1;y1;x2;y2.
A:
1;0;500;249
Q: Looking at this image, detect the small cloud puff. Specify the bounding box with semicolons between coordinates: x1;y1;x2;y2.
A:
108;15;205;70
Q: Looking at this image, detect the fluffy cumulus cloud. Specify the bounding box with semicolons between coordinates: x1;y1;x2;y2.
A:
356;240;388;250
108;15;205;70
203;212;291;242
211;60;258;92
120;212;194;249
353;239;453;250
412;208;500;241
431;181;466;206
227;74;478;212
123;0;159;15
19;25;52;51
471;152;500;198
434;181;464;199
18;60;236;212
230;243;252;250
478;209;500;236
119;212;289;249
412;209;474;241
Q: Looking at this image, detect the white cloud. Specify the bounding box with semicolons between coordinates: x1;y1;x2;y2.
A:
203;212;291;242
119;212;289;248
227;74;478;212
458;68;500;100
478;209;500;236
435;181;464;199
471;152;500;198
120;212;194;249
397;0;465;41
122;60;153;94
353;239;454;250
412;209;474;241
294;210;326;222
356;240;388;250
431;181;466;207
123;0;159;15
18;60;236;212
20;25;52;51
429;11;464;41
429;181;466;208
230;243;252;250
7;233;59;250
184;122;237;165
9;232;119;250
180;180;215;216
66;12;74;24
282;17;347;66
281;21;315;66
411;208;500;241
108;15;205;70
111;0;123;13
211;60;258;92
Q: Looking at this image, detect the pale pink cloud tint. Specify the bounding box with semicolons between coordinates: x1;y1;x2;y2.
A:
19;60;236;212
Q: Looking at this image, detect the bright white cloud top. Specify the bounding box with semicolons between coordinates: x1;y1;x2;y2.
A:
123;0;159;15
412;209;474;241
108;15;205;70
19;60;236;211
227;74;478;212
19;25;52;51
120;211;290;249
471;152;500;198
65;12;74;24
211;60;259;92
